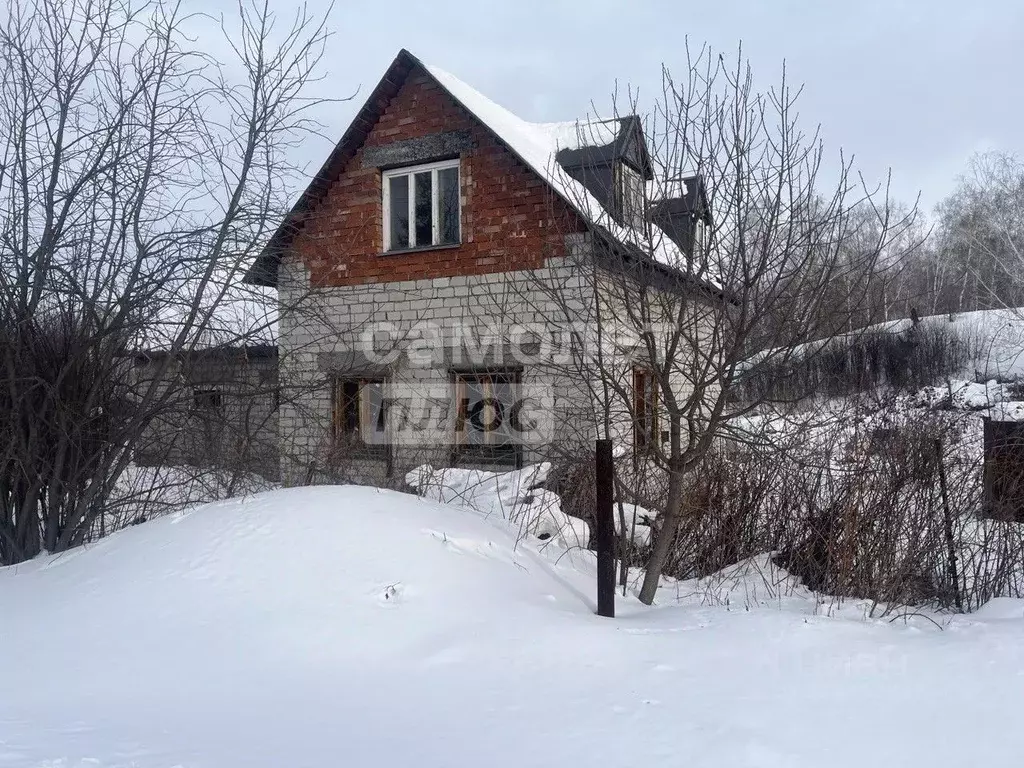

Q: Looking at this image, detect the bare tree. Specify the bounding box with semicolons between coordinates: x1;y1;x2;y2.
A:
0;0;333;564
524;44;919;604
931;151;1024;313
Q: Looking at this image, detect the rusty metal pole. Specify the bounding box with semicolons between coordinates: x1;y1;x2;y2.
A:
595;439;615;617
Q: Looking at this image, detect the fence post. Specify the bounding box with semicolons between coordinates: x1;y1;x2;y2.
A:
595;438;615;618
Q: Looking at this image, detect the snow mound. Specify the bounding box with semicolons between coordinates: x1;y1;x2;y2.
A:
406;462;590;547
972;596;1024;620
2;486;1024;766
614;502;655;546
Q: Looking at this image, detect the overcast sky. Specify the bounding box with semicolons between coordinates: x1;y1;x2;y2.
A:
232;0;1024;216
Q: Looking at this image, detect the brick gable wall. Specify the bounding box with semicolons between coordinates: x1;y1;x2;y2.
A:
291;68;584;287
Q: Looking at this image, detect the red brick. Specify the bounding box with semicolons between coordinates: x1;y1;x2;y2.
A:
292;67;583;288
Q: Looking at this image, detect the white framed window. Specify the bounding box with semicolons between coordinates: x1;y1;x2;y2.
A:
382;159;461;252
692;218;708;260
616;161;646;229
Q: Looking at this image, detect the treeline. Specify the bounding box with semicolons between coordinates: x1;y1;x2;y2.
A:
862;151;1024;323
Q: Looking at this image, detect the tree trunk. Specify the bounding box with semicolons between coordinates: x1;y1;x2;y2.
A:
638;470;685;604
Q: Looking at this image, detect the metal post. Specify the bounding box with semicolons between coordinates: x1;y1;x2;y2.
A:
595;438;615;617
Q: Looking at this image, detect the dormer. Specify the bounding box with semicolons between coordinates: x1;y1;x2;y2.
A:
554;115;653;229
650;174;712;265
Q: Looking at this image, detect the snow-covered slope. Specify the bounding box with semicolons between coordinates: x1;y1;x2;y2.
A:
881;307;1024;380
2;486;1024;767
746;307;1024;380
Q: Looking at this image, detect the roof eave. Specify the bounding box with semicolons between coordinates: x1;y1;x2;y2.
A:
243;49;422;288
592;227;738;306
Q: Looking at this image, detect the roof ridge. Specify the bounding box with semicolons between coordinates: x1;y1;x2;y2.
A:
246;48;726;299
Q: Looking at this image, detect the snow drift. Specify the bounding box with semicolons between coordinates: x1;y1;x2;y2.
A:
1;485;1024;767
406;461;591;547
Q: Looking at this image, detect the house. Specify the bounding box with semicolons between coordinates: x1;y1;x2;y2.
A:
133;345;280;480
244;49;723;487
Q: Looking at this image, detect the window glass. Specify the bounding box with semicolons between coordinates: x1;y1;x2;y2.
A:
438;166;460;245
388;175;409;249
454;371;519;464
693;219;708;260
335;378;387;449
193;388;222;411
383;161;460;251
633;369;657;454
414;171;433;246
362;381;387;446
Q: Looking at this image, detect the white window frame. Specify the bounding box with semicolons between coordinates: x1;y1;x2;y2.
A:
617;161;646;228
692;218;707;260
382;158;461;252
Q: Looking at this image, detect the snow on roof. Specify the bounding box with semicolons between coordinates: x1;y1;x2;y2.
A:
659;175;690;200
424;63;697;275
535;117;622;153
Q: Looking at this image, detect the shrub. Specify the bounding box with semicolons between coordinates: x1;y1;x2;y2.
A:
659;412;1023;612
739;320;983;402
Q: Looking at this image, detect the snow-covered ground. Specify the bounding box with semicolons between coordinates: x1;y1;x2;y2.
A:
2;486;1023;767
407;461;591;547
746;307;1024;381
914;307;1024;380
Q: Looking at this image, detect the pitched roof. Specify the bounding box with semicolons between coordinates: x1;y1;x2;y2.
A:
245;49;726;299
425;63;654;207
244;49;422;287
